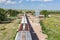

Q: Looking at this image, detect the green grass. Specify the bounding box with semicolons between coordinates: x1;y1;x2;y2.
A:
40;14;60;40
0;19;20;40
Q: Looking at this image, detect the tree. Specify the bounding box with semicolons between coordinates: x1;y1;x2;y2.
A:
8;9;19;17
26;10;35;15
0;8;7;21
40;10;49;18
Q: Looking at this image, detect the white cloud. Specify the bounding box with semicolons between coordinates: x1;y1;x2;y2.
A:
0;0;7;3
44;0;53;2
26;0;30;1
0;0;17;4
30;0;53;2
19;0;23;3
31;0;42;1
0;0;54;4
6;0;17;4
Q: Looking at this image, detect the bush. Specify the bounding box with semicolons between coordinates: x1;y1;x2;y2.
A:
40;20;48;34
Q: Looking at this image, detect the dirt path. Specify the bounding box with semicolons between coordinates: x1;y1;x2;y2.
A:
28;14;47;40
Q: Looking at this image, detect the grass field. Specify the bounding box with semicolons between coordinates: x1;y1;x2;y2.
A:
40;14;60;40
0;19;20;40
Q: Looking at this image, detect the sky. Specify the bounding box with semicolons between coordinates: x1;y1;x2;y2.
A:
0;0;60;10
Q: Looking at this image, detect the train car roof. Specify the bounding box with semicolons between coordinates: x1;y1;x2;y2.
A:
21;16;27;23
15;31;32;40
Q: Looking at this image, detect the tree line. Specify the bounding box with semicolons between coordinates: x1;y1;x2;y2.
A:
1;8;60;21
0;8;35;21
0;8;20;21
40;10;60;18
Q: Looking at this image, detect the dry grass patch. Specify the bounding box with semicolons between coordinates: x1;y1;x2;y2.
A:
0;19;20;40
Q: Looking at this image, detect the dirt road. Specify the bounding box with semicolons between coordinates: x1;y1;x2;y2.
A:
27;14;47;40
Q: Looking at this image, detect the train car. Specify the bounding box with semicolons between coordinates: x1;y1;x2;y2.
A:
18;23;30;31
18;14;29;31
15;31;32;40
15;14;32;40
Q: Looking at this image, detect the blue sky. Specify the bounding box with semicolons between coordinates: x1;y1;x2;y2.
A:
0;0;60;10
